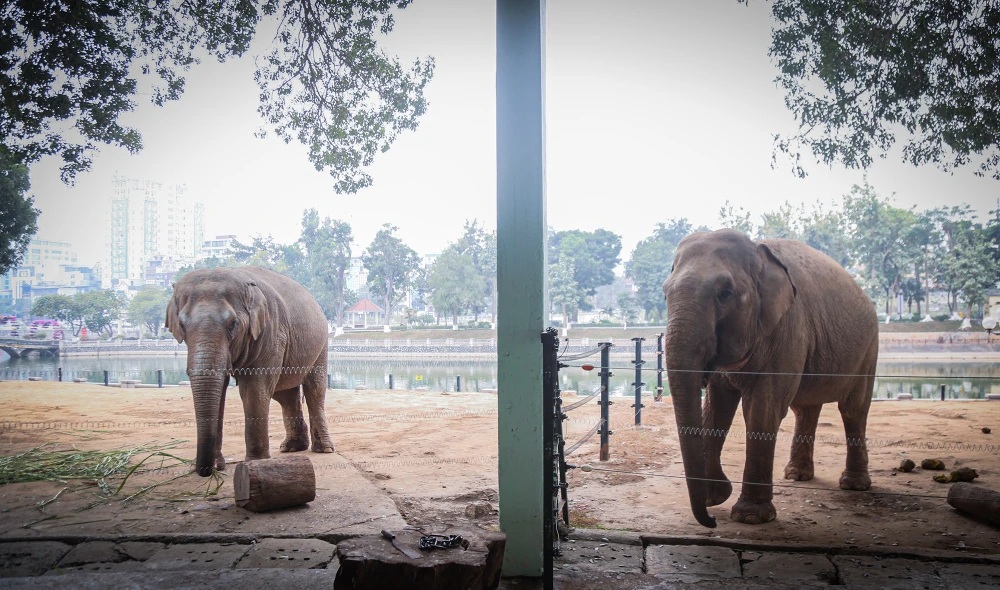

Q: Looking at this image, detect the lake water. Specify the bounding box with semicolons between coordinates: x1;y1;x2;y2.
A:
2;355;998;399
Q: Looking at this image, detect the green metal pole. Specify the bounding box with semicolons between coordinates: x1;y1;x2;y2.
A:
497;0;547;577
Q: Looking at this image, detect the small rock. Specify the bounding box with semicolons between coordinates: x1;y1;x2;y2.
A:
465;501;495;519
983;427;992;434
898;459;916;473
921;459;946;470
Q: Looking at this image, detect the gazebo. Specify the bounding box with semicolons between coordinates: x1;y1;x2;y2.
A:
345;298;385;329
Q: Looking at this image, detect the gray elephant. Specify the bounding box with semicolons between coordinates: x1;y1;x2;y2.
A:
663;229;877;527
165;266;334;477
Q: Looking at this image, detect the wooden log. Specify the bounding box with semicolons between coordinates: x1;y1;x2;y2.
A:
234;455;316;512
334;525;506;590
947;482;1000;526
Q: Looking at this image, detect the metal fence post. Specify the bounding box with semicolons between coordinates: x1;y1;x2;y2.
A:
104;370;109;387
599;342;612;461
632;337;645;426
58;367;63;382
157;369;163;388
327;373;332;389
456;375;462;392
941;384;946;401
655;333;664;402
540;328;559;585
388;374;394;390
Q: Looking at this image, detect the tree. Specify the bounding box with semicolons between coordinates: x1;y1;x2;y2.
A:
756;201;802;240
947;229;999;318
362;223;419;326
127;286;171;335
428;247;484;327
31;295;84;335
300;209;352;328
482;231;498;325
548;258;579;328
761;0;1000;180
798;203;851;267
548;229;622;314
718;200;755;237
0;148;39;274
450;220;493;321
615;292;640;325
842;180;918;315
627;219;707;321
76;290;125;336
3;1;434;191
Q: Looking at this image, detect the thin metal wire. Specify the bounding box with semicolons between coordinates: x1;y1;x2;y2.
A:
562;385;602;412
558;346;605;362
565;419;604;456
560;364;1000;380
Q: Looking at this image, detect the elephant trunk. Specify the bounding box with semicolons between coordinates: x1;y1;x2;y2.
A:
666;313;717;528
189;345;228;477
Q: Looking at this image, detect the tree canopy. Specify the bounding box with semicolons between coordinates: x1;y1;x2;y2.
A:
759;0;1000;180
626;219;709;321
2;0;434;191
127;286;172;335
548;229;622;312
362;223;419;325
0;147;39;274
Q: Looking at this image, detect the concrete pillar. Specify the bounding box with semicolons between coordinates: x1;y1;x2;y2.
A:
496;0;547;577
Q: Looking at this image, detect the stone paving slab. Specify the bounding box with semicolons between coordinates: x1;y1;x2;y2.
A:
644;545;741;580
833;555;946;589
55;541;124;568
554;540;643;574
740;552;836;587
115;541;165;562
0;568;337;589
235;538;337;570
141;542;250;571
0;542;71;578
935;562;1000;589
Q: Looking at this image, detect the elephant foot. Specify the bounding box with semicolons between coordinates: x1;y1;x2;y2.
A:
312;437;335;453
705;475;733;507
730;499;777;525
839;470;871;491
280;438;310;453
783;461;814;481
215;456;227;472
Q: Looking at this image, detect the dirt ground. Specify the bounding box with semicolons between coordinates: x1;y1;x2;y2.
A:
1;381;999;556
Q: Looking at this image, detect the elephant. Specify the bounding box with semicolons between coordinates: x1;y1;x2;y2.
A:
165;266;334;477
663;229;877;528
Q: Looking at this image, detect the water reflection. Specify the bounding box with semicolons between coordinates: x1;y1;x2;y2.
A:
1;356;998;399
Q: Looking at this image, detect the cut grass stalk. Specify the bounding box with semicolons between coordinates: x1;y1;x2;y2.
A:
0;441;189;486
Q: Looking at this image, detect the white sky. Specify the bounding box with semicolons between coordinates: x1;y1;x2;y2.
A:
28;0;999;270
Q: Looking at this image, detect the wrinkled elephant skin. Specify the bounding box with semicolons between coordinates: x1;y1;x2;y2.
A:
165;266;334;477
663;229;877;527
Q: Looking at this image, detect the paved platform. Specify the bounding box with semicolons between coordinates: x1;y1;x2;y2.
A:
2;532;1000;588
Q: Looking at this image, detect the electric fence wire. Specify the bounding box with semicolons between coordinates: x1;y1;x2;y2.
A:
560;364;1000;381
564;419;604;456
561;385;603;412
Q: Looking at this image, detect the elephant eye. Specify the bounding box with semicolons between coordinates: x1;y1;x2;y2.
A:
718;289;734;303
229;318;239;333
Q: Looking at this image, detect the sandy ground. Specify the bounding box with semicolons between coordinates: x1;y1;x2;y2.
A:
1;381;999;556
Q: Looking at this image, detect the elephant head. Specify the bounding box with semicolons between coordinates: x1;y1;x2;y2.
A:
165;269;270;476
662;229;796;527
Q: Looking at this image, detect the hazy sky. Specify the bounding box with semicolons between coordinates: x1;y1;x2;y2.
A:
28;0;999;270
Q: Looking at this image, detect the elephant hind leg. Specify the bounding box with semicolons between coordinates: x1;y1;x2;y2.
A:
784;404;821;481
274;387;310;452
303;360;334;453
838;375;874;491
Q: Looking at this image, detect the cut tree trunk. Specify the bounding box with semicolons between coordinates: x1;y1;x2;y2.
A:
334;525;505;590
947;482;1000;526
234;455;316;512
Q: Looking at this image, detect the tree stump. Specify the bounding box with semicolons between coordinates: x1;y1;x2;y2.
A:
947;482;1000;526
234;455;315;512
334;525;506;590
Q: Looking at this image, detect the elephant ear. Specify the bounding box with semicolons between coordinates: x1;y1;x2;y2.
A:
756;243;797;335
165;291;184;344
246;281;269;341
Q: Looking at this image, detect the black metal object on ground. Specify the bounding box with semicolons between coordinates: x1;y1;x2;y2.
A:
655;333;664;401
599;342;612;461
541;327;559;590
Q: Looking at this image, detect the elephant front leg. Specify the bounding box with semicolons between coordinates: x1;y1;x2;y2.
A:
784;404;821;481
239;375;279;462
703;381;740;507
731;384;795;525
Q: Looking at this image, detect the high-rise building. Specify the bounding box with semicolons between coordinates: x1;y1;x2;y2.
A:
1;239;100;302
104;174;204;287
